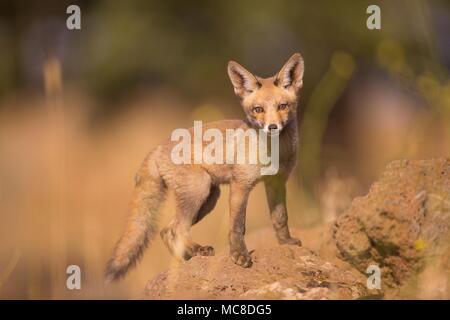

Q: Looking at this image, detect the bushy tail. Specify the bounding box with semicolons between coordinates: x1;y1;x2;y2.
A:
105;155;166;283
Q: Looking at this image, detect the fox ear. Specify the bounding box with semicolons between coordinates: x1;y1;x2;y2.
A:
227;61;261;98
275;53;304;91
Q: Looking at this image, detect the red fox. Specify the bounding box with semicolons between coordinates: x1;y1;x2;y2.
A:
106;53;304;282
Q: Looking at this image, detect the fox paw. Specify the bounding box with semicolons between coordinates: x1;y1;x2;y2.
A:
183;243;215;259
195;245;215;256
231;251;253;268
279;237;302;246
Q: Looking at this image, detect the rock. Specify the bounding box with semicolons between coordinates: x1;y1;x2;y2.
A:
145;245;378;299
334;158;450;297
145;159;450;299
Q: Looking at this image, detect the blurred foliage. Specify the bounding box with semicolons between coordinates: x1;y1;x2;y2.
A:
0;0;447;102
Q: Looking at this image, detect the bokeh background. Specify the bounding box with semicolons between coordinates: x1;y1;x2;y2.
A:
0;0;449;299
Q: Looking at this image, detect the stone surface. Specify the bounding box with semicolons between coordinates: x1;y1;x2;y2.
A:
334;158;450;297
145;159;450;299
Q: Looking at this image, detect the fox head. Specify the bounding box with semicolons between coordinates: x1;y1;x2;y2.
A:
227;53;304;135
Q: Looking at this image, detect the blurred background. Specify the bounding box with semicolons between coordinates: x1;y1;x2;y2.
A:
0;0;449;299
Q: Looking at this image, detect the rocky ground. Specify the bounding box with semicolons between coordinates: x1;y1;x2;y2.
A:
145;245;379;299
145;158;450;299
334;158;450;298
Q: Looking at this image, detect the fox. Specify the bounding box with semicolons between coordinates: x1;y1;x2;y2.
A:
105;53;305;282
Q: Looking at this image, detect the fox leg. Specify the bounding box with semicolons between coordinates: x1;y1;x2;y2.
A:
193;185;220;224
160;170;215;259
186;185;221;256
264;175;301;246
228;181;252;267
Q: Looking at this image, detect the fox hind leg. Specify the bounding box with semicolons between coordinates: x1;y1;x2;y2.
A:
160;171;216;260
189;185;220;256
193;185;220;224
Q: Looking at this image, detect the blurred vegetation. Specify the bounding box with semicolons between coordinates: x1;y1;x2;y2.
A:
0;0;447;100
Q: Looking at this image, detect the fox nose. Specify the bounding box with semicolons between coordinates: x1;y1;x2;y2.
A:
268;124;278;131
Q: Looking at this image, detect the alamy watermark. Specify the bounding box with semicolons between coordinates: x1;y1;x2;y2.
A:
66;265;81;290
366;5;381;30
66;5;81;30
366;264;381;289
170;121;280;175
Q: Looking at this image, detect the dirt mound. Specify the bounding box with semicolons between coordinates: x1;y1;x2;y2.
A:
145;245;377;299
334;158;450;297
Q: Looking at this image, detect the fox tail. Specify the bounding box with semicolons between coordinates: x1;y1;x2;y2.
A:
105;153;166;283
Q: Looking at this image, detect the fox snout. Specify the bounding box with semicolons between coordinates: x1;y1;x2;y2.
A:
264;123;282;135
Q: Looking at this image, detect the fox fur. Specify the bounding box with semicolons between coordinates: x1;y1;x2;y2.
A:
106;53;304;282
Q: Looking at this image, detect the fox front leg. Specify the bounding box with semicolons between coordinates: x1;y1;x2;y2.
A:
228;182;252;268
264;176;301;246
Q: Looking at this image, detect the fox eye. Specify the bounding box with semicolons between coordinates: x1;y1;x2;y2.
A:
278;103;288;111
252;106;264;113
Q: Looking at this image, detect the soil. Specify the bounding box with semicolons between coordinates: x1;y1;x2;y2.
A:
145;245;378;299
